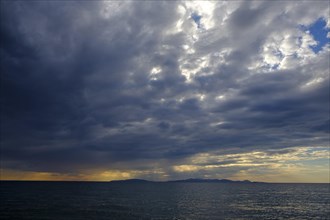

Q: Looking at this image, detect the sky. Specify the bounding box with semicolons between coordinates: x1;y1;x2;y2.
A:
0;0;329;183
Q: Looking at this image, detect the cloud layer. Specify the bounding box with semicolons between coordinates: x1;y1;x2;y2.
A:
1;1;329;182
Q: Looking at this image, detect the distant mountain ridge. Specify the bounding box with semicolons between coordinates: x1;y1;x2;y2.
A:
110;178;265;183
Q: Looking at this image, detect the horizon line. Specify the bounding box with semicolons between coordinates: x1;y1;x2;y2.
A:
1;179;329;184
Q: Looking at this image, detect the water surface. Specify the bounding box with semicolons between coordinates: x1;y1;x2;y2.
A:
1;181;329;220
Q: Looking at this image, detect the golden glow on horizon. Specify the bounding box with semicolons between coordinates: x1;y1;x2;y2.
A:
0;168;167;182
0;169;80;181
1;166;328;183
0;169;137;181
1;147;328;183
171;147;329;183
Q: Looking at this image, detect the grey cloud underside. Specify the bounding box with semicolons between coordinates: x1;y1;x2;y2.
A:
1;1;329;174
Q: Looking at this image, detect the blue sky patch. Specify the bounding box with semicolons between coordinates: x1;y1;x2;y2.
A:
191;12;202;28
306;18;329;53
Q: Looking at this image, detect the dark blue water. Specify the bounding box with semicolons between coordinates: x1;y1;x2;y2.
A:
1;181;329;220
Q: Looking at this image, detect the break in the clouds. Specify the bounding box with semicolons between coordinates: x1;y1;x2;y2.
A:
1;1;329;182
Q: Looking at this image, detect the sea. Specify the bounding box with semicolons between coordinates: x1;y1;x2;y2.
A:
0;181;329;220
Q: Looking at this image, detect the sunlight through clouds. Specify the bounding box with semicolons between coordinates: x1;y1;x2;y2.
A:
1;0;329;182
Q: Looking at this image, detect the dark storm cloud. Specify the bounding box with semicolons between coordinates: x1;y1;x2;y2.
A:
1;1;329;178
